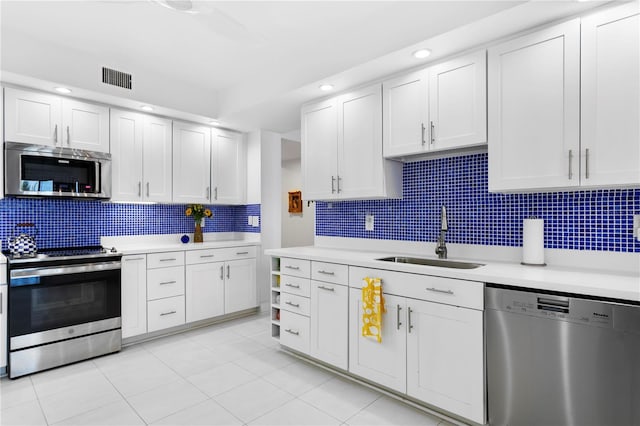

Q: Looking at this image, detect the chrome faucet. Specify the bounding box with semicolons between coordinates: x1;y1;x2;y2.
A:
435;205;448;259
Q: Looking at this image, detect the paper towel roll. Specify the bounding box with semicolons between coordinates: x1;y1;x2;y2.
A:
522;219;546;266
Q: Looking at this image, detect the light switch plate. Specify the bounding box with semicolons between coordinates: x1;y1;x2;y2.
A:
248;216;253;226
252;216;260;227
365;214;374;231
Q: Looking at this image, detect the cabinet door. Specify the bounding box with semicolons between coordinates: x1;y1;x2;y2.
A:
310;281;348;370
143;116;173;202
185;261;225;323
406;299;485;424
1;284;7;369
429;50;486;150
121;255;147;339
212;129;245;204
110;109;144;202
348;289;407;393
337;85;385;199
224;259;257;314
301;98;338;200
581;3;640;187
172;121;211;203
382;69;429;158
62;99;110;153
4;87;61;146
488;19;580;192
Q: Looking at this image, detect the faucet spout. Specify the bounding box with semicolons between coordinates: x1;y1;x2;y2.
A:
435;205;448;259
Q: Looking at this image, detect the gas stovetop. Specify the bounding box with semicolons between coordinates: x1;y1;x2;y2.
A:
5;245;120;264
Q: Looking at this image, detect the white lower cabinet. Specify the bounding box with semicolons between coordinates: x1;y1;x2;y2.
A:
185;261;225;323
121;255;147;339
280;310;310;354
146;251;185;333
224;258;257;313
1;281;7;371
148;295;186;333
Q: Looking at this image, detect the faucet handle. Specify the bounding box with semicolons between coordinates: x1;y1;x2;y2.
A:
440;205;448;231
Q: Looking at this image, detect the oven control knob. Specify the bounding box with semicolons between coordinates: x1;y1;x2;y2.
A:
68;328;74;335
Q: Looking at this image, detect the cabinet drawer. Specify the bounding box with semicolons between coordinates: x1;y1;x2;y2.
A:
147;295;185;332
147;266;185;300
280;276;311;297
280;293;310;316
349;266;484;310
217;246;257;261
280;310;310;354
186;249;220;265
281;258;311;278
147;252;184;269
312;261;348;285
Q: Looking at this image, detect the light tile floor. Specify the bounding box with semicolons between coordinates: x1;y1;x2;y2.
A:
0;314;453;426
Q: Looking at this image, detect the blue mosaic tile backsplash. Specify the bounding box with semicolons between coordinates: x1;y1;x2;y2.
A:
0;199;260;250
316;153;640;253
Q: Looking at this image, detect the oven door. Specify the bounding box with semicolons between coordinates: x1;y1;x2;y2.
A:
9;261;121;349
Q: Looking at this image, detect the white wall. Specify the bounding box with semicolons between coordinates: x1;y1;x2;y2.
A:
281;158;314;248
246;132;261;204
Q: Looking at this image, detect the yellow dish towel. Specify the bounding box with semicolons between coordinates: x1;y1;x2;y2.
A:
362;277;386;343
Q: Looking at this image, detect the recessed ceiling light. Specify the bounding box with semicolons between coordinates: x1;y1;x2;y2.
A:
319;84;334;91
140;105;154;112
412;49;431;59
209;120;220;126
54;87;72;94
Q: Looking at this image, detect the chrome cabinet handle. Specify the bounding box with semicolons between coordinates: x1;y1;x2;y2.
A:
125;257;145;261
430;121;435;144
337;176;342;193
200;254;214;258
585;148;590;179
426;287;454;295
284;328;299;336
206;186;210;200
421;123;426;145
226;265;230;279
138;182;142;197
331;176;336;194
159;258;176;262
568;149;573;180
159;280;176;286
160;311;176;316
220;265;224;280
397;304;402;330
317;285;334;292
214;187;218;200
285;301;300;308
317;270;334;276
236;251;249;255
146;182;150;197
54;124;58;144
408;307;414;333
285;265;300;270
66;125;71;145
285;283;300;289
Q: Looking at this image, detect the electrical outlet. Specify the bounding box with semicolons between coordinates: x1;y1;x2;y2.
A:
252;216;260;227
634;215;640;241
365;214;374;231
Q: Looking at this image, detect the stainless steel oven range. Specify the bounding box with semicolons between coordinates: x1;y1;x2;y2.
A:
6;246;122;378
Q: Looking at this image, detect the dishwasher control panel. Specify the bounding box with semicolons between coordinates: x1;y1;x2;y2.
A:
500;291;613;328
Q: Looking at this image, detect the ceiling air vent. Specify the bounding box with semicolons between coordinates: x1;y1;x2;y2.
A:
102;67;132;90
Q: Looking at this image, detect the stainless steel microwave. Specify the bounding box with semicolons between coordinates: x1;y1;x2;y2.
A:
4;142;111;199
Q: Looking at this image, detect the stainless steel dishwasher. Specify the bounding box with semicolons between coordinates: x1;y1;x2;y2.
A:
486;285;640;426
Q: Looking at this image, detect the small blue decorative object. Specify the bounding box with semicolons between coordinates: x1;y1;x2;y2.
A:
180;234;190;244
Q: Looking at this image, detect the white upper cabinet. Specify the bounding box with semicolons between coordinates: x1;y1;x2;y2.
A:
111;110;172;203
382;69;429;157
581;2;640;187
4;88;109;152
382;50;487;159
211;129;246;205
429;50;487;151
302;84;401;201
173;121;211;204
488;19;581;192
302;98;338;200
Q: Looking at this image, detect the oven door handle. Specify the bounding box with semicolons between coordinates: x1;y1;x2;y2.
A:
10;261;121;286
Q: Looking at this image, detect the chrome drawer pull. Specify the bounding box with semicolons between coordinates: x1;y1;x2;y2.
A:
159;281;176;285
125;257;145;261
426;287;454;295
236;251;249;255
159;258;177;262
285;265;300;270
396;305;402;330
285;301;300;308
284;328;299;336
200;254;215;258
285;283;300;289
160;311;177;316
318;285;335;292
317;270;335;275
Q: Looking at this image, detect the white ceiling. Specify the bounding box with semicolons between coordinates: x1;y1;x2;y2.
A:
0;0;608;134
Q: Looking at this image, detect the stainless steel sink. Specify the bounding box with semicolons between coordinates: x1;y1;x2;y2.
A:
376;256;484;269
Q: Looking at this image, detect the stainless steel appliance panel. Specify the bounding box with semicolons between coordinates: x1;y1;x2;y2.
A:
10;328;121;378
486;286;640;426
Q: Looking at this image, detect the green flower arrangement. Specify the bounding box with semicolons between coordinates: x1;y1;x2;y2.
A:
185;204;213;223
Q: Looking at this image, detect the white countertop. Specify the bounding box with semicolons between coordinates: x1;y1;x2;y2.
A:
116;239;260;255
265;246;640;303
